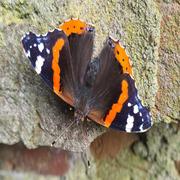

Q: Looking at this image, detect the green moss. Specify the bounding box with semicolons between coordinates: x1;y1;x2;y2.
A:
0;1;34;25
96;149;150;180
95;124;180;180
0;31;5;47
0;6;23;25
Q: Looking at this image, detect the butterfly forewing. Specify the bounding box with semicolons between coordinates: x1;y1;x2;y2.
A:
22;29;74;106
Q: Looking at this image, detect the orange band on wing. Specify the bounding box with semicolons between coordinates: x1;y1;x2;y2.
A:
52;38;65;95
114;43;132;75
59;19;87;36
104;80;129;127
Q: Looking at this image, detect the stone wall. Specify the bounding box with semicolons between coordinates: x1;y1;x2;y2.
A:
0;0;179;179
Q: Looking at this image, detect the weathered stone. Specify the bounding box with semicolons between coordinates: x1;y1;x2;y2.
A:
92;123;179;180
155;0;180;123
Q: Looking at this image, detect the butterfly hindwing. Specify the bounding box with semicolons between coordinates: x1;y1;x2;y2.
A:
87;41;122;116
108;74;152;132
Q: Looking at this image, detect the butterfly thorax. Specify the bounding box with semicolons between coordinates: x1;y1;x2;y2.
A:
74;87;91;122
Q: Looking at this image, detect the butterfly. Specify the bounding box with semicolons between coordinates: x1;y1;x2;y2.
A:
21;18;152;133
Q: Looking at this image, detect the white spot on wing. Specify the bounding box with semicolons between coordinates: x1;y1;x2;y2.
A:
34;43;37;47
21;35;26;40
133;105;139;114
139;112;142;117
139;124;144;131
30;45;32;48
35;56;45;74
46;48;50;54
26;50;31;58
127;103;132;107
125;115;134;132
38;43;44;52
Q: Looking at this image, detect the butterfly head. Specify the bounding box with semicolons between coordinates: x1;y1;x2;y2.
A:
74;109;85;122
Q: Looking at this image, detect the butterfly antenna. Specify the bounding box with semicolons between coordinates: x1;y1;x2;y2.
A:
51;120;76;146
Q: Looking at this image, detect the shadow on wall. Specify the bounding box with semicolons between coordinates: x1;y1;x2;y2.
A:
90;129;138;160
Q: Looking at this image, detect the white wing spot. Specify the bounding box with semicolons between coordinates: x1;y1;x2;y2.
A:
21;35;26;40
35;56;45;74
26;50;31;58
30;45;32;48
46;48;50;54
139;112;142;117
127;103;132;107
133;105;139;114
125;115;134;132
34;43;37;47
139;124;144;131
38;43;44;52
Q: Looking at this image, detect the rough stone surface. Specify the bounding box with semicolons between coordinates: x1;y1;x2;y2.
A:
0;0;179;179
155;0;180;123
93;123;180;180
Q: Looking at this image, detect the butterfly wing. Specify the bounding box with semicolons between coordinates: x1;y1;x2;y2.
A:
22;19;94;108
59;19;94;96
22;29;75;105
87;37;152;132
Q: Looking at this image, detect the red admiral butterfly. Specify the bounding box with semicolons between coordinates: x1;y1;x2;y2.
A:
22;18;152;133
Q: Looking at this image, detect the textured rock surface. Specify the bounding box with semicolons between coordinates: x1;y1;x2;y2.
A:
155;0;180;123
93;123;180;180
0;0;179;179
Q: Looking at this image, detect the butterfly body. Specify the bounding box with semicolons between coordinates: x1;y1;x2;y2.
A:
22;18;152;133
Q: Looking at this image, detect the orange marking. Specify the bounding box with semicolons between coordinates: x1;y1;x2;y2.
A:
114;43;132;75
59;19;87;36
52;38;64;95
104;80;129;127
